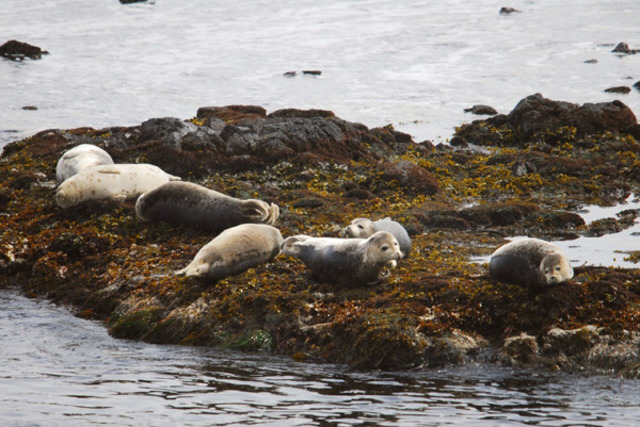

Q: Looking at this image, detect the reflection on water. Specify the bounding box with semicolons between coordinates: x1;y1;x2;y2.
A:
1;288;639;426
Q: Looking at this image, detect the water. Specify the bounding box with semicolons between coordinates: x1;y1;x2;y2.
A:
1;288;639;427
2;1;640;424
1;0;639;147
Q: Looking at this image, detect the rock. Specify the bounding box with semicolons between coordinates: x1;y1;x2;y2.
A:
506;93;637;140
0;39;48;61
503;333;539;363
283;71;297;77
499;7;520;14
302;70;322;76
196;105;267;123
604;86;631;94
376;160;440;195
464;104;498;115
612;42;639;54
634;80;640;91
584;59;598;64
449;136;468;147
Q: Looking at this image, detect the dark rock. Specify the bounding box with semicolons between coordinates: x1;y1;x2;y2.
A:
343;188;375;200
604;86;631;94
376;160;440;195
612;42;639;54
196;105;267;123
634;80;640;91
302;70;322;76
505;93;637;140
267;108;335;119
22;105;37;111
120;0;148;3
292;198;324;209
584;59;598;64
499;7;520;14
449;136;468;147
0;39;48;61
464;104;498;115
283;71;297;77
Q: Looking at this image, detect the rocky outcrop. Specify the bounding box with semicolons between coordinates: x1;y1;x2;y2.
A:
2;99;640;374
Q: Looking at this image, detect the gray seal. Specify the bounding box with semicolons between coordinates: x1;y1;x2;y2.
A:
135;181;279;233
282;231;403;286
341;217;412;257
176;224;283;281
489;237;574;287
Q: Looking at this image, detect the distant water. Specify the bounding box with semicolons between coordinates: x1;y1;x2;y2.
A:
2;287;640;427
0;0;639;147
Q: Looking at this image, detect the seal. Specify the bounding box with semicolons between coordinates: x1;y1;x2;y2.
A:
489;237;574;287
282;231;403;286
341;217;412;257
135;181;279;233
55;163;180;208
56;144;114;183
175;224;283;280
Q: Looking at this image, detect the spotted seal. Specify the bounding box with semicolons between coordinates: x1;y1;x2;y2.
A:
175;224;283;280
135;181;279;233
341;217;412;257
56;144;114;183
55;163;180;208
282;231;403;286
489;237;574;287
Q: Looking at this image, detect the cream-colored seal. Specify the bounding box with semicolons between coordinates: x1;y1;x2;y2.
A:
341;217;412;257
176;224;283;280
135;181;279;233
55;163;180;208
489;237;574;287
56;144;114;183
282;231;403;286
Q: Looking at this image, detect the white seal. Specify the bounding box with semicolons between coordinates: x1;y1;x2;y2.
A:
135;181;279;233
282;231;403;286
56;144;114;183
341;217;412;257
175;224;283;280
55;163;180;208
489;237;574;287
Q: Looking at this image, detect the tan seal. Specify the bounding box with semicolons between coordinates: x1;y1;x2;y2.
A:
135;181;279;233
282;231;403;286
489;237;574;287
55;163;180;208
176;224;283;280
341;217;412;257
56;144;114;183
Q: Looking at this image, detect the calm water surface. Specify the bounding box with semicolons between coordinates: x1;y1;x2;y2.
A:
2;288;640;427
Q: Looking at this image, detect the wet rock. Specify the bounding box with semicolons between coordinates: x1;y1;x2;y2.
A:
0;39;48;61
449;136;468;147
502;333;539;363
426;331;489;366
302;70;322;76
196;105;267;123
506;93;637;140
604;86;631;94
612;42;639;54
584;59;598;64
634;80;640;91
464;104;498;115
267;108;335;119
499;7;520;14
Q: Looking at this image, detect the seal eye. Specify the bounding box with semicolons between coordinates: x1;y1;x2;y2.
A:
357;225;364;229
381;245;388;251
